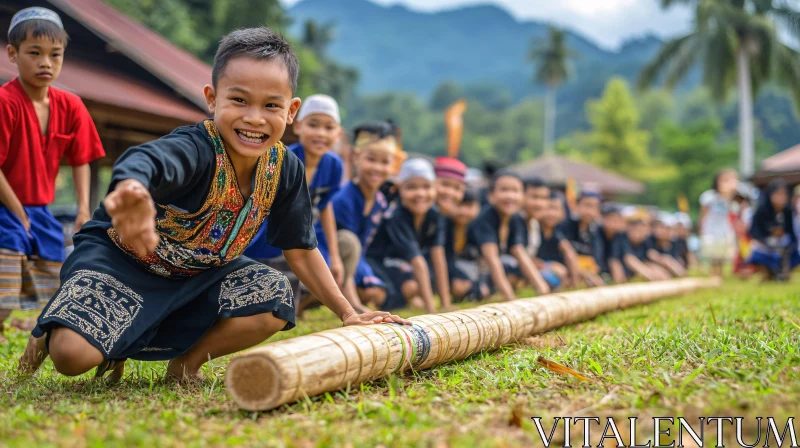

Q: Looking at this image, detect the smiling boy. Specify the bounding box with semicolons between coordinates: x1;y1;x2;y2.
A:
366;159;449;313
1;8;105;342
19;27;407;381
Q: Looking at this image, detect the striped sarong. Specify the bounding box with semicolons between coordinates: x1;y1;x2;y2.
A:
0;249;61;310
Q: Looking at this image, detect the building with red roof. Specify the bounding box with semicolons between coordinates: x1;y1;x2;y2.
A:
1;0;211;204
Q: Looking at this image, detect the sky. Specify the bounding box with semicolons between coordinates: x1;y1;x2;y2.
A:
279;0;694;50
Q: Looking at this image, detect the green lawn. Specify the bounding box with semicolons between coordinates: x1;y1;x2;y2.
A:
1;279;798;447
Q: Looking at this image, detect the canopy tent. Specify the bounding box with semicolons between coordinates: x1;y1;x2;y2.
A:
510;155;644;196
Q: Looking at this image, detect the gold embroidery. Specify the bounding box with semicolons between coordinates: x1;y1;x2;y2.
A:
108;120;286;278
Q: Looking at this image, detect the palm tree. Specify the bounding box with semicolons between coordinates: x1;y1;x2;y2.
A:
638;0;800;177
302;20;336;59
529;26;578;155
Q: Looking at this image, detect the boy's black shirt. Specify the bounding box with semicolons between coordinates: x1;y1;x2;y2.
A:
87;122;316;252
559;217;604;262
366;203;446;261
535;226;566;263
468;206;528;257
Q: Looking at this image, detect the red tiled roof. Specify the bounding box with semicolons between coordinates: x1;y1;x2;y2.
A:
760;144;800;172
0;45;207;123
47;0;212;110
510;155;645;195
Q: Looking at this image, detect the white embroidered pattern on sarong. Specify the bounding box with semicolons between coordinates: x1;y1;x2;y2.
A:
41;270;144;355
218;264;293;313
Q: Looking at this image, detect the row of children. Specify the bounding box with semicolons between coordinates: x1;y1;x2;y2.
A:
244;88;701;316
5;13;407;381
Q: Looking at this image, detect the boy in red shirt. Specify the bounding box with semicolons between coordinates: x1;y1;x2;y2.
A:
0;8;105;342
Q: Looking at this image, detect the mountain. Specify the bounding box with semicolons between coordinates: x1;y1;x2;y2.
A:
288;0;662;98
287;0;799;150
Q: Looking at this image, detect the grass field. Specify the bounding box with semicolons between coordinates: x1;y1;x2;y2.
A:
1;278;798;447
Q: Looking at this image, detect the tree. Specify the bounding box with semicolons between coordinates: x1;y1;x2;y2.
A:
297;19;360;108
301;20;336;58
104;0;208;55
529;26;578;155
638;0;800;177
585;78;651;176
429;81;464;111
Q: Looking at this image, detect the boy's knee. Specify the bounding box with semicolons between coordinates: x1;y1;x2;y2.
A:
401;280;419;299
48;328;104;376
360;287;386;306
337;230;362;259
452;279;472;298
249;313;288;339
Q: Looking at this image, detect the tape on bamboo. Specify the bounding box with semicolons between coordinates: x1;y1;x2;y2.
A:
226;278;720;411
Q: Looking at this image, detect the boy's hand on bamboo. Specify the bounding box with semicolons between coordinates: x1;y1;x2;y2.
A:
105;179;159;256
342;310;411;326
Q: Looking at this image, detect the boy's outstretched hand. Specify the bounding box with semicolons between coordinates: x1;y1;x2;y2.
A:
104;179;159;257
342;310;411;327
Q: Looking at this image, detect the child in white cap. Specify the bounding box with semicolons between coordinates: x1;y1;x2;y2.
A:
364;158;451;312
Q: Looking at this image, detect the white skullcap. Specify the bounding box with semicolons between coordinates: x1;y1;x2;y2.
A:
398;158;436;183
296;94;340;124
674;212;692;227
656;212;677;227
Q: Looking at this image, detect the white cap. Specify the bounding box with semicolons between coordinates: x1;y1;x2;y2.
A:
296;94;340;124
656;212;677;227
398;158;436;183
674;212;692;227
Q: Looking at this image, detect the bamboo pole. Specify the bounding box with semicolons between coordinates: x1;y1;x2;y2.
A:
225;278;720;411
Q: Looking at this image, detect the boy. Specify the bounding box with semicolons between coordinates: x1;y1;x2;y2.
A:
598;205;627;284
469;171;550;301
522;177;550;259
615;209;670;281
434;157;467;218
365;159;450;312
331;121;397;313
444;189;484;302
559;192;605;286
673;212;696;269
534;197;581;290
647;213;687;277
244;94;347;309
20;27;407;381
1;8;105;343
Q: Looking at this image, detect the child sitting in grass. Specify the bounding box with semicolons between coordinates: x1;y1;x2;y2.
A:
444;189;485;302
598;205;628;284
329;121;398;313
559;192;605;286
19;27;407;381
469;171;550;301
673;212;696;270
433;157;467;219
521;177;551;259
647;213;687;278
748;180;800;281
617;209;670;282
365;159;450;312
534;197;581;290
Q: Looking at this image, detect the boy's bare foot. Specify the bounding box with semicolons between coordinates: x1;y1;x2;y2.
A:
166;358;204;383
10;318;36;332
18;336;48;374
94;359;126;384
